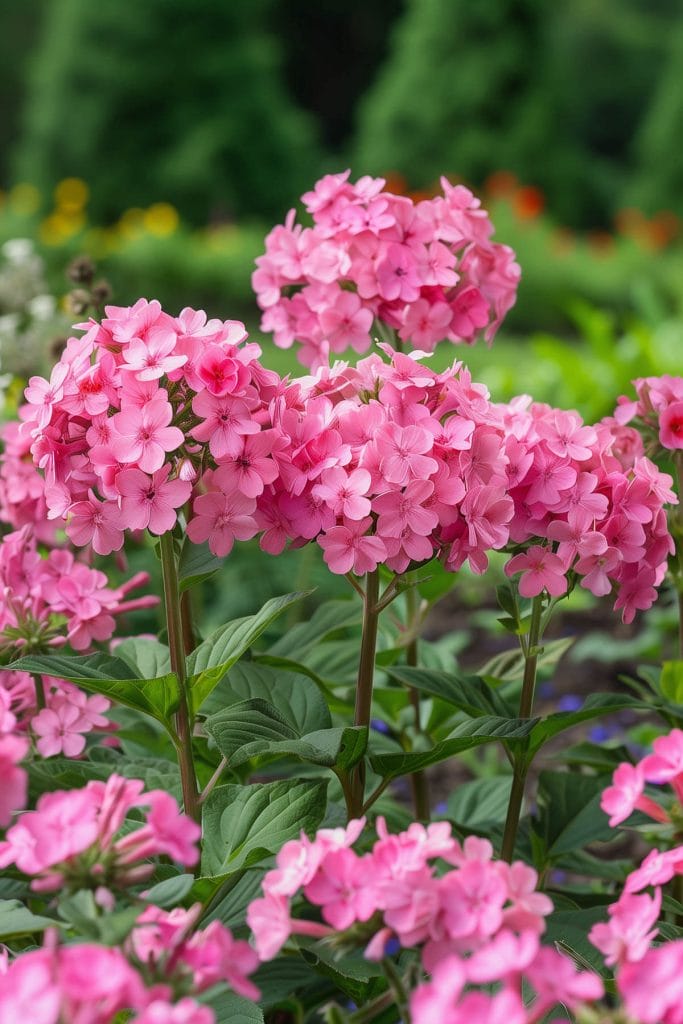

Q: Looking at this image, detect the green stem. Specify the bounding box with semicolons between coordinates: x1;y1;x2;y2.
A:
406;585;430;821
159;532;200;823
32;672;46;711
501;593;544;862
381;957;411;1024
180;590;195;657
349;569;380;819
348;989;398;1024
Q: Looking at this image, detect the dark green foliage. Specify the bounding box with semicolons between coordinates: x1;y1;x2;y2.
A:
14;0;321;222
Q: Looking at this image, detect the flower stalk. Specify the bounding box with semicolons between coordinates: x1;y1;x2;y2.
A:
405;583;430;820
159;531;200;823
348;569;380;819
501;592;544;862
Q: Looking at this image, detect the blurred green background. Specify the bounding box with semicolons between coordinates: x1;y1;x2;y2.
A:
0;0;682;414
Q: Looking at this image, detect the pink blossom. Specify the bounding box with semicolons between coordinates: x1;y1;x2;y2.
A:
116;464;191;534
505;545;568;597
190;391;259;460
659;400;683;449
111;395;184;473
186;490;258;556
32;703;87;758
590;888;661;966
66;493;124;555
0;734;28;826
318;518;387;575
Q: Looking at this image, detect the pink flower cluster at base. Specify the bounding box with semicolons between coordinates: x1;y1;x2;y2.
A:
0;911;260;1024
22;300;283;555
247;817;553;967
0;774;200;892
254;171;520;369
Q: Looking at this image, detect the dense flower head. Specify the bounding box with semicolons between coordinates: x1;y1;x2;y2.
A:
247;816;552;967
613;374;683;452
0;420;56;543
0;773;200;891
0;524;157;654
0;927;254;1024
254;171;520;369
260;348;514;575
496;398;676;622
21;300;283;553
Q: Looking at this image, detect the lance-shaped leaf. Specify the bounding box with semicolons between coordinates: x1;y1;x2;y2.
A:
370;715;538;780
201;779;327;878
202;661;330;734
204;698;367;771
187;591;309;712
527;692;650;756
266;598;362;659
9;651;179;728
385;665;512;717
0;900;54;939
178;538;223;593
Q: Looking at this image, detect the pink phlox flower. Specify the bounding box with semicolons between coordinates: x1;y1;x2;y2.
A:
318;518;387;575
186;489;258;556
312;466;372;520
319;291;373;354
525;446;577;506
0;951;61;1024
498;860;553;932
466;928;539;984
66;492;125;555
618;940;683;1024
132;998;214;1024
32;703;87;758
575;544;621;597
437;859;508;942
409;955;467;1024
0;733;28;826
505;545;568;598
212;433;279;499
190;391;260;460
625;846;683;894
589;888;661;966
399;299;453;351
111;395;184;474
449;285;490;341
304;847;378;930
374;479;438;537
376;242;421;303
660;400;683;449
601;762;669;828
377;422;438;485
535;410;597;461
196;344;250;397
641;729;683;803
117;464;191;535
24;361;69;429
121;325;187;380
526;946;604;1015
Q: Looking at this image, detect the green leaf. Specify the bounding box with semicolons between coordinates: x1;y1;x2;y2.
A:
202;871;264;928
538;771;613;857
202;661;330;734
370;716;538;781
544;907;612;975
660;660;683;703
9;651;179;728
201;779;328;878
0;899;54;939
266;598;362;659
385;666;512;717
528;693;650;756
447;777;513;830
205;698;367;771
114;637;171;679
480;636;574;683
178;538;224;592
188;592;309;712
143;873;195;908
201;989;264;1024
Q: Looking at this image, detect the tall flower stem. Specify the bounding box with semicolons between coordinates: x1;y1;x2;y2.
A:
405;584;430;820
675;457;683;660
501;593;544;862
348;569;380;819
159;532;200;823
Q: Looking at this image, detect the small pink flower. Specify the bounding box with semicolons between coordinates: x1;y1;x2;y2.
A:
505;545;567;597
66;493;124;555
116;464;191;535
32;704;87;758
111;395;184;473
318;518;387;575
659;400;683;449
186;490;258;556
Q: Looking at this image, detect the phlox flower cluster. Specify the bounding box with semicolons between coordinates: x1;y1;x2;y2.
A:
254;170;520;369
0;525;157;654
0;419;57;543
22;299;283;556
496;398;676;622
0;773;200;892
247;816;553;967
614;374;683;452
0;915;259;1024
258;349;514;575
0;727;27;826
601;727;683;835
586;814;683;1024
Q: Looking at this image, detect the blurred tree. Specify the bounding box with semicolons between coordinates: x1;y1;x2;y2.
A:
0;0;45;186
13;0;321;223
353;0;676;227
273;0;404;149
629;10;683;217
